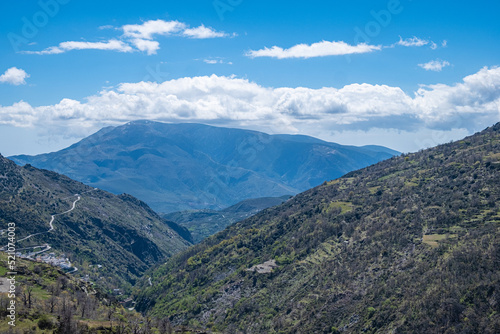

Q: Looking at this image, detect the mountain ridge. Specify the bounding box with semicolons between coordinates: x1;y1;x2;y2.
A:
10;121;398;213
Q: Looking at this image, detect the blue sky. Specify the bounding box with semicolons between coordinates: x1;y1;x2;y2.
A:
1;0;499;155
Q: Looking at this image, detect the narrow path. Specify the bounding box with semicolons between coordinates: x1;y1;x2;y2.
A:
16;195;81;243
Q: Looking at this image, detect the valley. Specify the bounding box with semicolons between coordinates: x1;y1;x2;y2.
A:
2;1;499;332
1;122;499;333
165;195;292;243
0;154;191;295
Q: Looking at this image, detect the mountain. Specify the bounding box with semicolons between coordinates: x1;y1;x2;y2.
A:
0;154;190;293
10;121;398;213
164;195;292;243
133;123;500;333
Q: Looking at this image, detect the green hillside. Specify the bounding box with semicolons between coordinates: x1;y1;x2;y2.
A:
0;155;191;294
134;123;500;333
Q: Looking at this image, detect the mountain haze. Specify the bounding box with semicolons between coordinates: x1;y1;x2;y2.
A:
10;121;398;213
134;123;500;333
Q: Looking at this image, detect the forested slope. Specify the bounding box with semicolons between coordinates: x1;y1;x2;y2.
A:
134;123;500;333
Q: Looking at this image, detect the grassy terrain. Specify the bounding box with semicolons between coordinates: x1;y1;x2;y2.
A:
422;234;457;247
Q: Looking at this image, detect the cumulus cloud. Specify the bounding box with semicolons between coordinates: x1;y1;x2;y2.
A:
25;40;133;55
247;41;381;59
1;67;499;150
27;19;232;55
0;67;30;85
418;59;451;72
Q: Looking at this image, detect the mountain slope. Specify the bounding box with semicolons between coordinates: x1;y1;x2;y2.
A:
0;252;191;333
134;123;500;333
10;121;397;213
164;195;292;243
0;154;190;293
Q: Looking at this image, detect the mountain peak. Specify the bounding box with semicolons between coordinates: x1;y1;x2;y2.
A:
10;122;398;213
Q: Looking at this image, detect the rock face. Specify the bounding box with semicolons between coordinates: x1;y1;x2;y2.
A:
10;121;398;213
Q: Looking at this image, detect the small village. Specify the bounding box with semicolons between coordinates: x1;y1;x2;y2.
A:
17;246;74;272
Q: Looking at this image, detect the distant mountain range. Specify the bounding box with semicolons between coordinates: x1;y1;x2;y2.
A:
134;123;500;333
164;195;292;243
0;154;190;292
10;121;399;213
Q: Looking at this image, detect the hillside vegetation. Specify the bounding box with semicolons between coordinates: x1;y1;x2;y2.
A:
134;123;500;333
0;253;192;334
0;155;190;294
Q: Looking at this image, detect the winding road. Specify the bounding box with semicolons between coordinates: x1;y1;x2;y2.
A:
2;188;97;273
16;195;81;243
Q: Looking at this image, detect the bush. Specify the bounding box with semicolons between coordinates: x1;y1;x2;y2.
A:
38;314;54;330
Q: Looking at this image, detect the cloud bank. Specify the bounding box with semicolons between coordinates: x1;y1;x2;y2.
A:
1;67;499;151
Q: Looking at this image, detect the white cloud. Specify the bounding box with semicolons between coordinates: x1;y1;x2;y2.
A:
121;19;186;40
442;40;448;47
25;40;133;55
202;58;232;65
0;67;30;85
418;59;451;72
182;24;228;39
204;59;219;64
247;41;381;59
130;39;160;55
396;36;429;47
27;19;232;55
1;67;499;151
